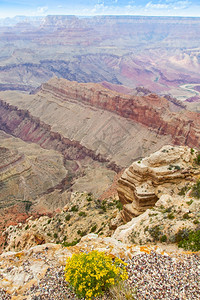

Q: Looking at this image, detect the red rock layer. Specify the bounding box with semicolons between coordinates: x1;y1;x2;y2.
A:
0;99;120;172
42;78;200;149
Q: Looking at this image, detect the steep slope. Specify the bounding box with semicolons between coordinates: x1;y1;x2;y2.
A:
114;145;200;245
117;145;200;221
0;79;174;167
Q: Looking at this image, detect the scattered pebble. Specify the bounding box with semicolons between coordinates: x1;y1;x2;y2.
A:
0;251;199;299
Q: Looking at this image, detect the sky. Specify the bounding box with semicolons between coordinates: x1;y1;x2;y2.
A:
0;0;200;18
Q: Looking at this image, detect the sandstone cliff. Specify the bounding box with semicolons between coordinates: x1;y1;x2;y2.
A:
117;145;200;221
113;145;200;244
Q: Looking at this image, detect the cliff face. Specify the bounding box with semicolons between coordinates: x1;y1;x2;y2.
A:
41;78;200;148
0;82;173;167
0;99;120;171
117;145;200;222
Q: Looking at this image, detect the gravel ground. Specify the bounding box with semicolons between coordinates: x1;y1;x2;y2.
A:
128;252;200;300
0;251;199;299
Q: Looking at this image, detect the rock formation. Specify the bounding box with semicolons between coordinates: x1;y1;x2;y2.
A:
0;80;173;167
117;145;200;221
0;131;67;207
30;78;200;148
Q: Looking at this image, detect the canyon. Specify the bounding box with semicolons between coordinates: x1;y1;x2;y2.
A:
0;15;200;104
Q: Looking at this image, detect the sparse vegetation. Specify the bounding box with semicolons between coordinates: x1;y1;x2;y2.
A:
79;211;87;217
167;212;175;219
90;224;97;233
160;235;167;242
191;180;200;199
178;229;200;251
70;205;79;212
194;152;200;165
178;184;191;196
148;225;162;241
65;214;71;221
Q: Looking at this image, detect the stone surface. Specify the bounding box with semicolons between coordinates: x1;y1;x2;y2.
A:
117;145;200;221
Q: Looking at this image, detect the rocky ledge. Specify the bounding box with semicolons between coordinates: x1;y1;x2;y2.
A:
118;145;200;221
0;235;199;300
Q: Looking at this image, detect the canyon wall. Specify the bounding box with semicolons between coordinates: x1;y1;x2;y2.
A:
40;78;200;148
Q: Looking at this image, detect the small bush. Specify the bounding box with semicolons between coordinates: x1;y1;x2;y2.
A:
64;250;128;299
194;152;200;165
175;228;190;243
65;214;71;221
90;224;97;233
186;200;193;206
62;239;80;247
183;213;190;219
193;219;199;224
178;185;191;196
191;180;200;199
116;200;123;211
178;230;200;251
53;233;58;239
160;235;167;242
70;205;79;212
87;196;93;202
174;165;181;170
149;225;161;241
167;213;175;219
79;211;87;217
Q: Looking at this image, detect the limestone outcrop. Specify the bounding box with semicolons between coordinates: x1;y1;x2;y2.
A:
117;145;200;221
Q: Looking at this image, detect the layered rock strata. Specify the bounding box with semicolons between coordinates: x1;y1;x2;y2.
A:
0;81;173;167
39;78;200;148
0;99;120;172
117;145;200;221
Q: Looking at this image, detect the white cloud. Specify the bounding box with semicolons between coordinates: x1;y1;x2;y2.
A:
146;2;170;9
145;0;191;10
37;6;48;15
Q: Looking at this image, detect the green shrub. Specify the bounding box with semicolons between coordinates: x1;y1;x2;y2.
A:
77;229;87;237
193;219;199;224
62;239;80;247
64;250;128;299
79;211;87;217
194;152;200;165
183;213;190;219
116;200;123;211
149;225;161;241
90;224;97;233
167;213;175;219
178;185;191;196
65;214;71;221
186;200;193;206
191;180;200;199
70;205;79;212
53;233;58;239
87;196;93;202
160;235;167;242
178;230;200;251
175;228;190;243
